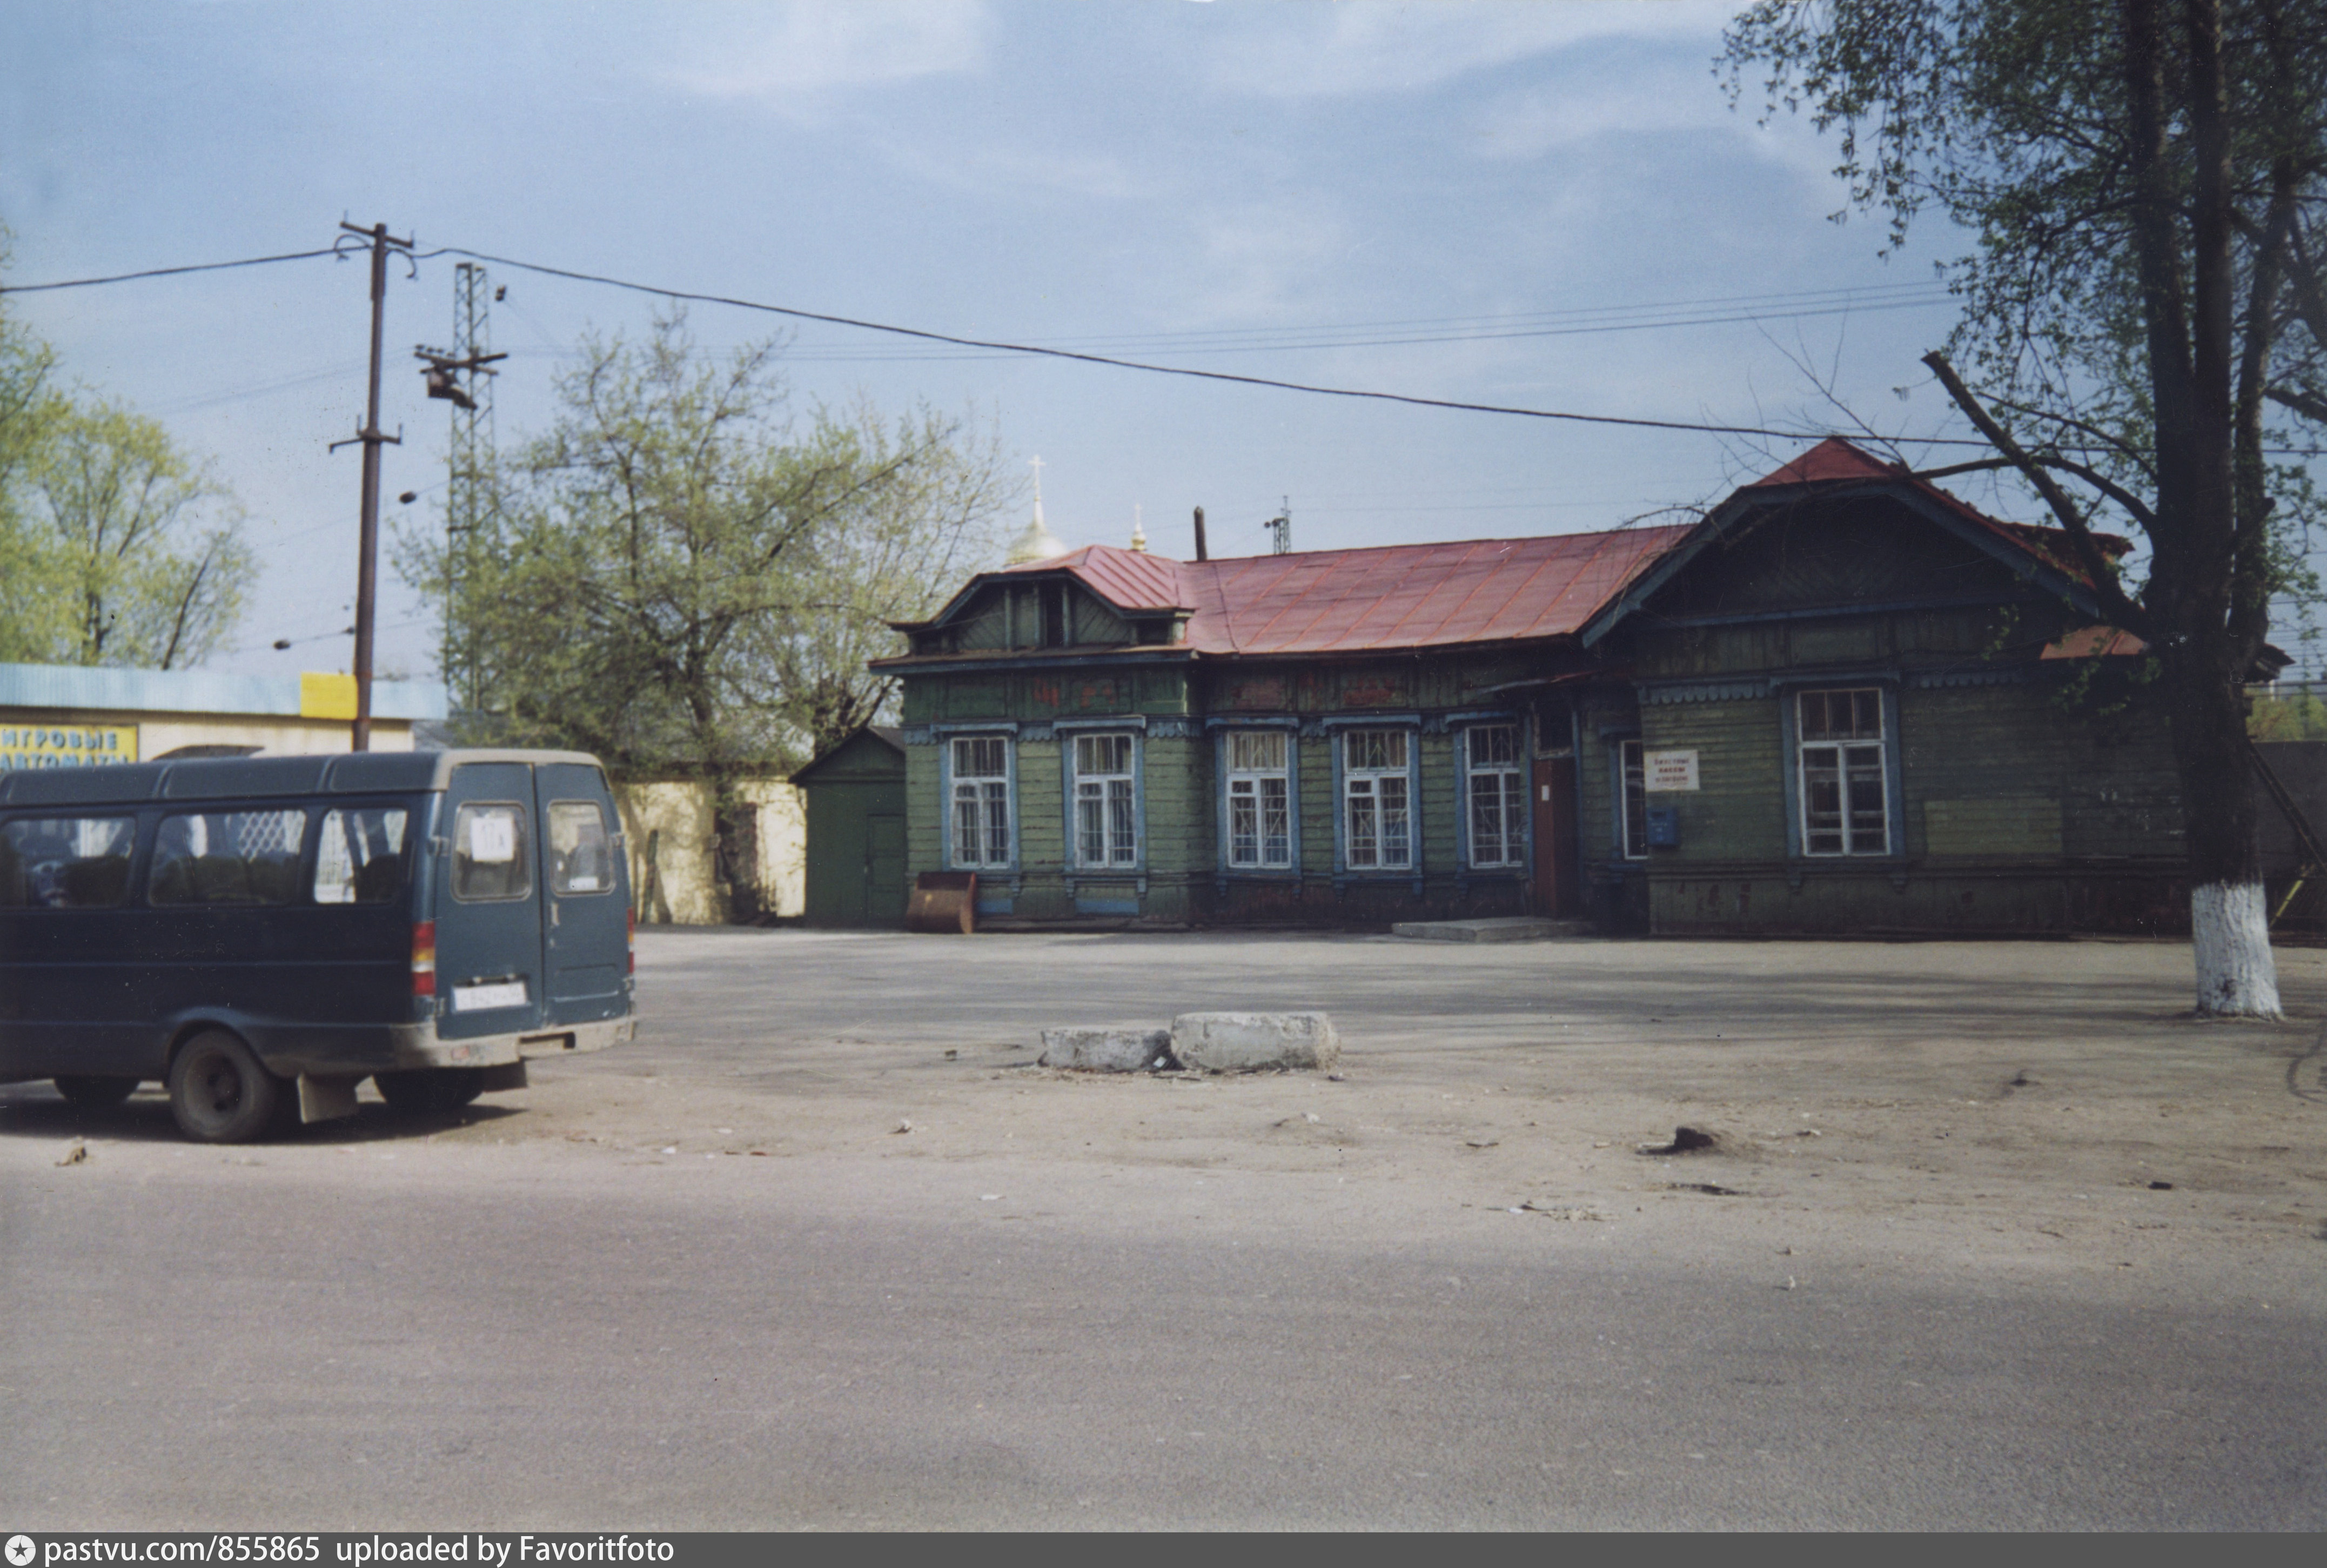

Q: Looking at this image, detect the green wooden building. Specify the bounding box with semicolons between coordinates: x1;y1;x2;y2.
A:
874;440;2200;935
792;726;908;928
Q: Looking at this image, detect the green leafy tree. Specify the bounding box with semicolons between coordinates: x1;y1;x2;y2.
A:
0;272;66;663
28;400;256;668
1725;0;2327;1015
3;243;256;670
401;311;1018;920
2248;688;2327;739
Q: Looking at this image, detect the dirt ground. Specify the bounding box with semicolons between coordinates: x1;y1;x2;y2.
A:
8;930;2326;1528
308;929;2327;1296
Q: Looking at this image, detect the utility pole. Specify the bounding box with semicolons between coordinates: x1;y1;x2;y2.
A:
330;220;412;752
416;262;505;715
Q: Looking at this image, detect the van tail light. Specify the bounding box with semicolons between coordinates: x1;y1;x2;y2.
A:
626;906;636;974
411;921;437;997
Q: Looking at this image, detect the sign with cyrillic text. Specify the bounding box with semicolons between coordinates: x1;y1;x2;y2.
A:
1644;748;1699;792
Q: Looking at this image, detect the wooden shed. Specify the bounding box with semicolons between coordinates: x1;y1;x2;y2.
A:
793;726;908;927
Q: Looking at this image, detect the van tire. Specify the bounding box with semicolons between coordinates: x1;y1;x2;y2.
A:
53;1075;138;1109
167;1030;283;1143
374;1068;486;1114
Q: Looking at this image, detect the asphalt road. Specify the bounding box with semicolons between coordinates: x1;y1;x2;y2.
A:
3;929;2323;1530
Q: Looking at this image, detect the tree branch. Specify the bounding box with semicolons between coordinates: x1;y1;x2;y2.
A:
1923;351;2155;638
2265;383;2327;423
2033;450;2163;534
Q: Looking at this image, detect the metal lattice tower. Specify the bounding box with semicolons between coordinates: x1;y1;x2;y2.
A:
445;262;495;711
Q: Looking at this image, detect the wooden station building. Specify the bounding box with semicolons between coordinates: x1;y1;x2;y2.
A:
873;440;2194;935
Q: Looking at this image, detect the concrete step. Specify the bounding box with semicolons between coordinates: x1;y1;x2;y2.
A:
1390;916;1597;943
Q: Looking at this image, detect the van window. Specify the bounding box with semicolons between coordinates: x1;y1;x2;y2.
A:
149;810;307;907
0;816;136;908
314;807;411;905
452;802;531;901
547;801;613;895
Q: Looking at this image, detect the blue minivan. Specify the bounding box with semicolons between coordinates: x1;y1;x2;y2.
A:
0;749;635;1141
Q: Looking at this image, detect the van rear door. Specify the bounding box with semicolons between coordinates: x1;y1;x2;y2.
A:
535;761;629;1026
434;761;547;1038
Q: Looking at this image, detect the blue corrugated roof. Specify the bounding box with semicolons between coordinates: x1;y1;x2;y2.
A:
0;663;448;721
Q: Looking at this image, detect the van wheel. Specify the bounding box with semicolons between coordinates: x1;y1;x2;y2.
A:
53;1075;138;1109
167;1031;283;1143
374;1068;486;1113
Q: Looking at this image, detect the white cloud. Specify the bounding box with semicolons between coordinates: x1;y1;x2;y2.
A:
1203;0;1731;99
661;1;991;97
1461;53;1856;195
1467;57;1732;156
1177;198;1355;326
874;135;1145;202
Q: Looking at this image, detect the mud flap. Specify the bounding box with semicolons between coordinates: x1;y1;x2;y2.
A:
296;1073;363;1124
477;1061;528;1094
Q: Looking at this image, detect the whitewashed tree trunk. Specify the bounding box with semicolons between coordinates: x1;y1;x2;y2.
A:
2191;881;2281;1017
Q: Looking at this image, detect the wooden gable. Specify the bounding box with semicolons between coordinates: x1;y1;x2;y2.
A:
1642;493;2035;621
914;577;1134;655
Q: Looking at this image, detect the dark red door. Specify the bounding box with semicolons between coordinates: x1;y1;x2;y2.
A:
1532;756;1579;917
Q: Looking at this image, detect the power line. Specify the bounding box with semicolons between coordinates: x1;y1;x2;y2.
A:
422;243;1997;448
478;280;1957;364
146;360;370;418
773;297;1963;361
0;246;343;294
11;235;2310;460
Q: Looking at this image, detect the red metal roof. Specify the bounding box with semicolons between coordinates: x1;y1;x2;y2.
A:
939;439;2116;661
1002;544;1192;612
1748;436;2131;576
1004;530;1691;655
2040;625;2148;660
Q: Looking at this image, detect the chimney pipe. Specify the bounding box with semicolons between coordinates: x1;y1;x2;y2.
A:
1192;506;1209;562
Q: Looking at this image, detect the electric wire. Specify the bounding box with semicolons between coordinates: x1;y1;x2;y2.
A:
0;247;343;294
9;237;2312;460
420;243;2000;448
772;287;1963;360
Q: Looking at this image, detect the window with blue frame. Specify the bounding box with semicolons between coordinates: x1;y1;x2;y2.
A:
1464;723;1524;869
1796;688;1889;855
1342;728;1412;870
949;735;1014;869
1225;730;1293;870
1071;731;1139;869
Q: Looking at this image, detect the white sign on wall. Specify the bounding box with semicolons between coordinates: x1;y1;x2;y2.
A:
1644;749;1700;792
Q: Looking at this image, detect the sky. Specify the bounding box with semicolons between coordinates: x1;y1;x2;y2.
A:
3;1;2031;685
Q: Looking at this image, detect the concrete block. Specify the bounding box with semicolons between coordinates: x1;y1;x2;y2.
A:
1039;1027;1173;1072
1391;917;1593;943
1170;1011;1340;1073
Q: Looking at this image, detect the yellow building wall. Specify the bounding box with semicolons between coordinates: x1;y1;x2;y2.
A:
1;709;416;768
613;778;805;925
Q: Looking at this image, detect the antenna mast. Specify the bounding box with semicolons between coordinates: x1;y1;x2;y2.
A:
416;263;506;714
1266;496;1291;555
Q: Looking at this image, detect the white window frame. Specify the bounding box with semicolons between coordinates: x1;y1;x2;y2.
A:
1795;688;1890;857
948;735;1014;870
1070;731;1139;870
1225;729;1294;870
1340;728;1413;872
1463;723;1525;870
1619;738;1648;861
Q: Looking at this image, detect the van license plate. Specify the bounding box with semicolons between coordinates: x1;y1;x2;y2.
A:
453;980;529;1013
